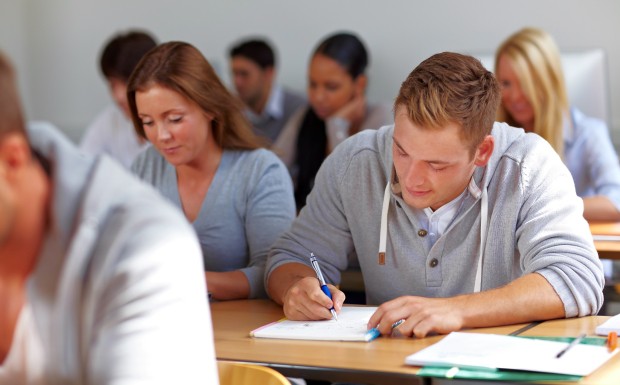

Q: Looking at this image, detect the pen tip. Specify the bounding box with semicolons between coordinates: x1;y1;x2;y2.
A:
332;310;338;321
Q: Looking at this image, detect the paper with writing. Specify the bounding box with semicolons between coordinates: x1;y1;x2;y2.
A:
250;306;378;341
405;332;617;376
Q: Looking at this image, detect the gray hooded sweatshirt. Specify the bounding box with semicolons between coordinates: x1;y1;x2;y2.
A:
266;123;604;317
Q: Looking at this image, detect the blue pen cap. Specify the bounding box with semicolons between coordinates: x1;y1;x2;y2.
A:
365;328;381;342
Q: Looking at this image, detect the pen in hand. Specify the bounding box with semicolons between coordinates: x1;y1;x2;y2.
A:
309;253;338;321
556;333;586;358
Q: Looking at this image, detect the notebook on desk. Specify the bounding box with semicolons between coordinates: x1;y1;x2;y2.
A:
405;332;617;377
595;313;620;335
250;306;378;341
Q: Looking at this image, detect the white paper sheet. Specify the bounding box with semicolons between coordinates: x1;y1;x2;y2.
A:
405;332;617;376
596;313;620;335
250;306;378;341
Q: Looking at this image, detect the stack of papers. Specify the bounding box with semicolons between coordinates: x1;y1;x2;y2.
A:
595;313;620;335
405;332;617;376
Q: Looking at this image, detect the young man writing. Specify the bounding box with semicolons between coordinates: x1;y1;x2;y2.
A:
0;52;218;384
265;52;604;338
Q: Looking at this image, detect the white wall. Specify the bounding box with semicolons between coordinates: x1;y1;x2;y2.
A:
2;0;620;144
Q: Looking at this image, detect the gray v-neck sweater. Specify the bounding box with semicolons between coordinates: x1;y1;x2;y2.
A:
132;146;295;298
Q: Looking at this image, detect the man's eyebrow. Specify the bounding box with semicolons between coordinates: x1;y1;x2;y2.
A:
393;136;450;165
392;136;407;154
427;159;450;165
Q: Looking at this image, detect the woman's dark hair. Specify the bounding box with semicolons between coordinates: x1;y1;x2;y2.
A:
312;32;368;79
295;32;369;209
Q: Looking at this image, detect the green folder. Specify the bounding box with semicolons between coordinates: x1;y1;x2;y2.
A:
416;336;606;382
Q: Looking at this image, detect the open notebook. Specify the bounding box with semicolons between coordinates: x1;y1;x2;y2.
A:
405;332;618;377
250;306;378;341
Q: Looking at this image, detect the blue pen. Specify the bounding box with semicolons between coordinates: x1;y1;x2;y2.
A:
309;253;338;321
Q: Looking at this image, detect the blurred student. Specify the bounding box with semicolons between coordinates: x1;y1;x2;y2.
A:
0;51;217;384
266;52;603;338
80;30;157;169
129;41;295;300
229;38;305;143
495;27;620;221
273;31;392;209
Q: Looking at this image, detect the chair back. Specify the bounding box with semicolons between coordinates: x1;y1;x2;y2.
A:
217;360;291;385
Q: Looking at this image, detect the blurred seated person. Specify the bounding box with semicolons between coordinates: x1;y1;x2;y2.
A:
80;30;157;169
495;27;620;221
129;42;296;301
273;31;393;209
0;51;217;384
229;38;305;143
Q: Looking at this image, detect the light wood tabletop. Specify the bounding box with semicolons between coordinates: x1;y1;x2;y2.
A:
211;299;619;385
590;222;620;260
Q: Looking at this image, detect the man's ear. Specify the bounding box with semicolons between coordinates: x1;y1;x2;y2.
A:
264;66;275;84
474;135;494;167
0;133;32;170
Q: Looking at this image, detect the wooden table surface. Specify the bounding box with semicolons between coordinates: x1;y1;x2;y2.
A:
590;222;620;260
211;299;620;384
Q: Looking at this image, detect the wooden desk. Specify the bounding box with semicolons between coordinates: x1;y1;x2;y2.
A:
590;222;620;260
211;299;619;385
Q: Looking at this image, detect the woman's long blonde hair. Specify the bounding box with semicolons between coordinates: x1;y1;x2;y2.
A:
495;27;568;156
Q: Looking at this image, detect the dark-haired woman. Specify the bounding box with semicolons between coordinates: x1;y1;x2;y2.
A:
274;32;392;209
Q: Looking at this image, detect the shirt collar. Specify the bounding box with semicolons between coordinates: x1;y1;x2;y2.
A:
264;84;284;119
245;84;284;123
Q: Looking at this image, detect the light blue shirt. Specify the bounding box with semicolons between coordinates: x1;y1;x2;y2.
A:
564;107;620;210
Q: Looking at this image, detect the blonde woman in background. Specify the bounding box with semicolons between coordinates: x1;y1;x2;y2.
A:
495;27;620;221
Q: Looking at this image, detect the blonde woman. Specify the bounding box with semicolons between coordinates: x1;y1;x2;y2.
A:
495;27;620;221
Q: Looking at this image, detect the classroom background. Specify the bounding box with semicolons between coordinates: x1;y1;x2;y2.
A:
1;0;619;147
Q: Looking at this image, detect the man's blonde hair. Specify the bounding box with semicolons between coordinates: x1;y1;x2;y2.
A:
394;52;500;153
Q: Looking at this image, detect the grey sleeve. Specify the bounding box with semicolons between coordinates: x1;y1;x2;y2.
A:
266;143;354;288
516;139;604;317
242;153;296;298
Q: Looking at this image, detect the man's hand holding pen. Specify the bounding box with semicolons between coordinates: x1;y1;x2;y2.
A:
282;276;345;321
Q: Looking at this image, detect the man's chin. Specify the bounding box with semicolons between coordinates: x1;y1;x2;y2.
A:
401;195;429;210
